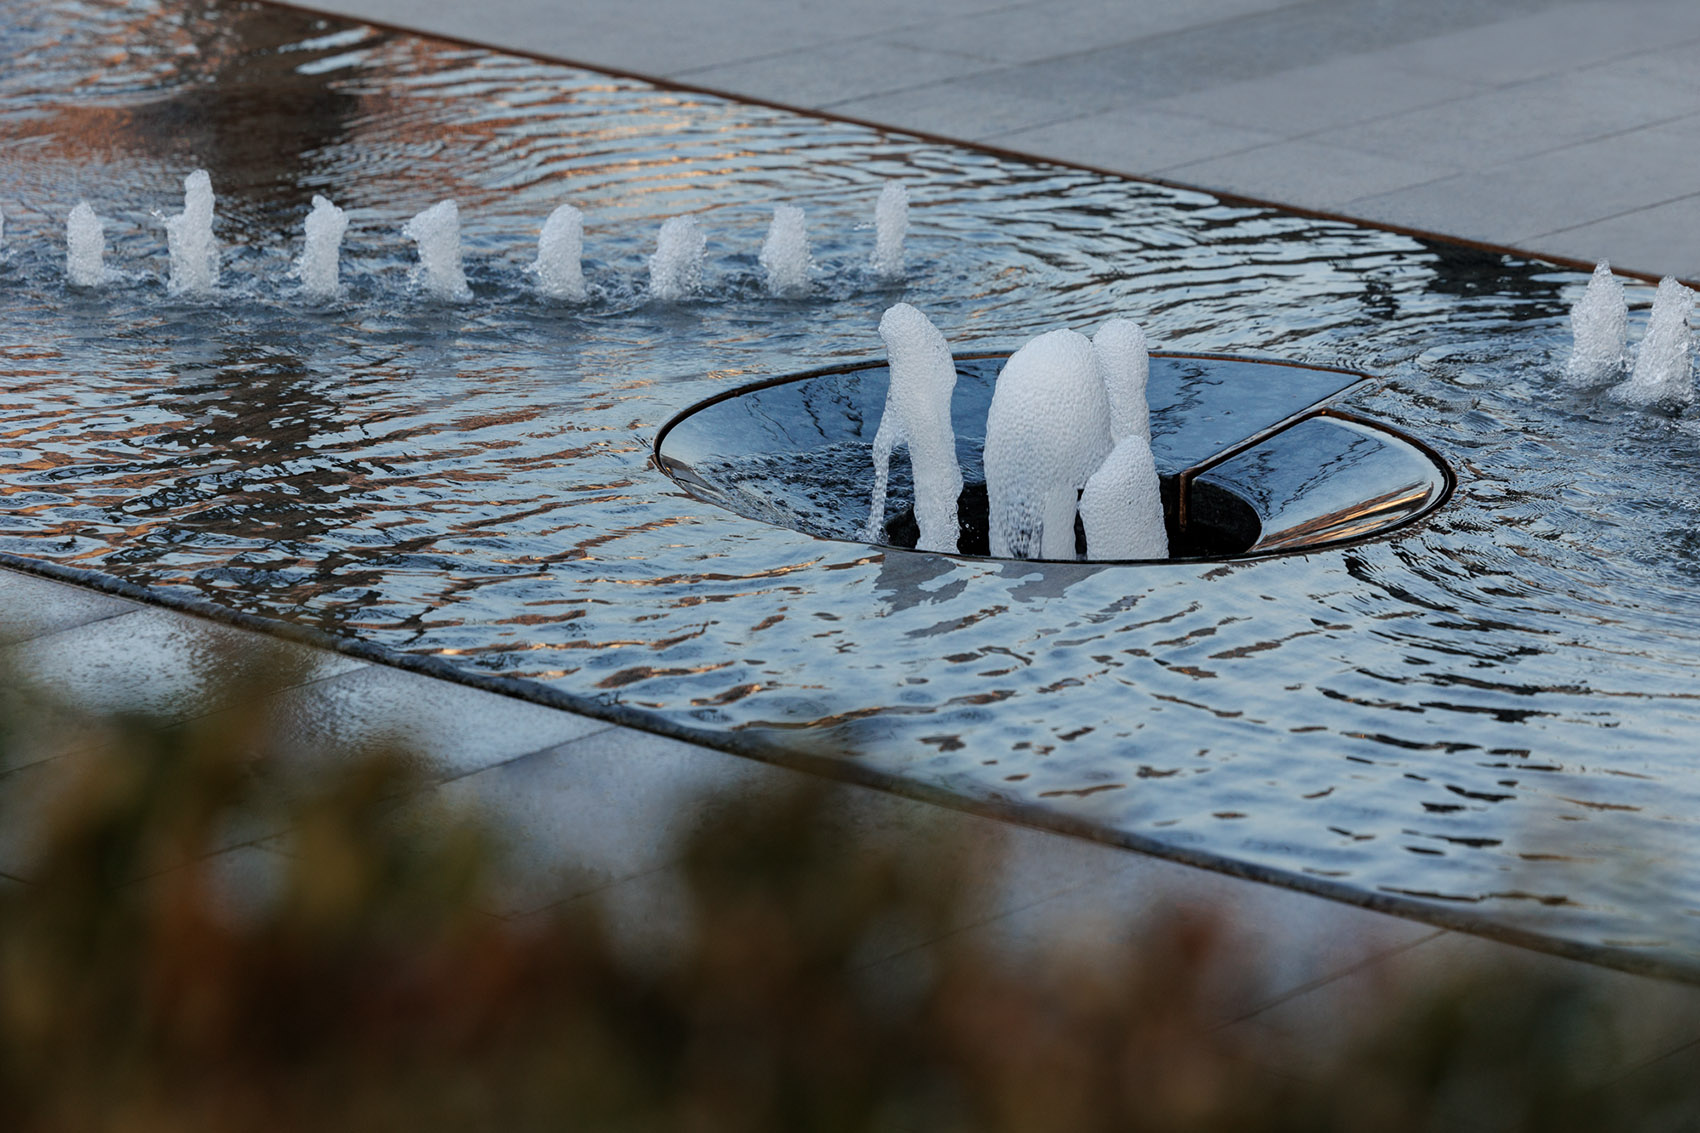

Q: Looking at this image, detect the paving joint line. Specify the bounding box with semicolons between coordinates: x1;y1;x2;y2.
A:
1525;187;1700;245
506;860;685;923
1216;928;1449;1028
848;861;1162;975
1609;1031;1700;1083
1;604;141;648
426;721;625;790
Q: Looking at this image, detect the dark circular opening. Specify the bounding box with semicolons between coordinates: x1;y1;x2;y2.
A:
880;477;1261;559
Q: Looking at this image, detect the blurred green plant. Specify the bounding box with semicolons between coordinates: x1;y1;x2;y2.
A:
0;656;1696;1132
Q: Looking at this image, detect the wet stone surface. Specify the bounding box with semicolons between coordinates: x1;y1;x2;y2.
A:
3;0;1700;970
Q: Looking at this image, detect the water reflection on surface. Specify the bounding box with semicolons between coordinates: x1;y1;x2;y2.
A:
3;0;1700;969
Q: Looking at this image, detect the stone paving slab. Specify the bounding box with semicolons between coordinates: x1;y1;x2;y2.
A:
993;106;1283;173
1326;67;1700;169
6;607;366;725
679;39;995;108
864;835;1446;1023
1134;54;1486;135
1226;929;1700;1083
828;75;1094;139
877;0;1301;68
1533;196;1700;282
1370;0;1700;86
234;662;611;782
1164;138;1462;216
407;725;785;917
0;568;138;646
1344;114;1700;273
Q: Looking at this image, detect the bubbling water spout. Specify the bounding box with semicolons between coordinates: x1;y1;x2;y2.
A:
1093;318;1152;443
985;329;1113;560
870;181;908;281
1080;435;1168;561
294;194;348;302
759;204;811;298
164;169;218;296
1612;277;1695;407
1565;262;1628;386
531;203;586;301
864;303;962;552
66;202;105;288
649;215;705;301
402;199;471;301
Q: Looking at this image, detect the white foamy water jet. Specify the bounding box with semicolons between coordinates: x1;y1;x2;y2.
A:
1565;262;1628;386
870;181;908;281
402;199;471;302
759;204;811;298
1612;277;1696;407
293;194;348;302
864;303;962;552
649;215;705;301
0;202;6;254
1080;436;1168;561
164;169;218;296
1093;318;1151;442
66;202;105;288
985;329;1113;560
531;203;585;301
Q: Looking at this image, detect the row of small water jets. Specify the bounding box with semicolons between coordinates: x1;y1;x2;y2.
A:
1567;264;1697;406
865;303;1168;562
15;171;912;301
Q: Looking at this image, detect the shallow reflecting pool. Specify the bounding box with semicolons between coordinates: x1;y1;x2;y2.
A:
4;0;1700;974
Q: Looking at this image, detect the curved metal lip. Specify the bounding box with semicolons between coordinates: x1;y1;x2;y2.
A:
653;351;1458;567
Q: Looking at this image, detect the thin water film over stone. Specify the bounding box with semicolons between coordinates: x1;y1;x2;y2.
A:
1;0;1699;975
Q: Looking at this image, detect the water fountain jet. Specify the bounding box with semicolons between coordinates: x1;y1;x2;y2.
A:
1565;262;1628;386
759;204;811;298
1093;319;1152;443
863;303;962;552
985;329;1113;559
294;194;347;302
66;202;105;288
531;203;586;301
649;215;705;301
870;182;908;281
164;169;217;296
402;199;472;301
1080;435;1168;560
1611;277;1695;407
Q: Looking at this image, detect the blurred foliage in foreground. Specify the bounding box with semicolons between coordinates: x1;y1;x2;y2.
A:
0;661;1698;1132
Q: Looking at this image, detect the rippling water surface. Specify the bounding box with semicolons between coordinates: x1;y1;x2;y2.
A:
5;0;1700;969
